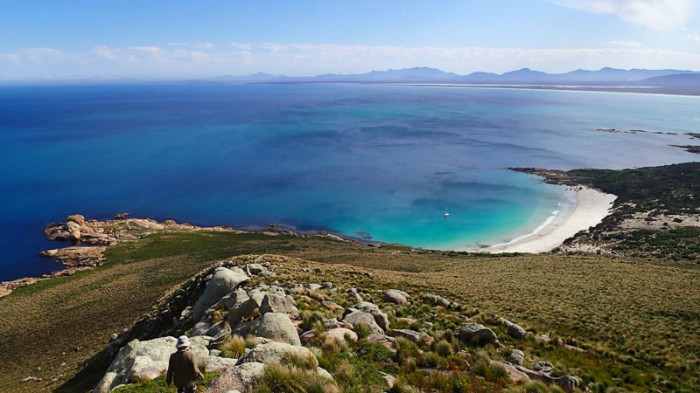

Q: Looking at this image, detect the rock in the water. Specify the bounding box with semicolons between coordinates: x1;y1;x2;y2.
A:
389;329;434;345
256;313;301;346
457;323;498;345
510;349;524;365
193;268;249;321
422;294;451;308
342;311;384;335
259;293;299;319
383;289;408;305
236;342;318;368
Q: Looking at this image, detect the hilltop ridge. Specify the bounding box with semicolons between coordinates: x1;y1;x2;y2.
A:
209;66;700;95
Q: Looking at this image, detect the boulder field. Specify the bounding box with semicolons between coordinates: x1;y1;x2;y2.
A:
91;255;581;393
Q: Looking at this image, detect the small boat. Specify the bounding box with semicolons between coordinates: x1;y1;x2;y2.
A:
444;212;450;217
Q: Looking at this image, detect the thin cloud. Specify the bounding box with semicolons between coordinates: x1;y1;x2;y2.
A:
0;47;64;65
607;40;645;48
22;47;65;61
167;42;216;49
230;42;252;50
5;43;700;79
551;0;696;30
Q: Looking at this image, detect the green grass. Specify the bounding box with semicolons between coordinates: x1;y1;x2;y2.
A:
1;224;698;392
252;364;336;393
600;227;700;261
110;372;220;393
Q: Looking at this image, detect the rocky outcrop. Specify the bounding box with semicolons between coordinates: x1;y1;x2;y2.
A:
457;323;498;346
85;255;586;393
383;289;409;305
235;342;318;368
510;349;524;365
390;329;434;346
218;288;249;310
325;328;358;344
227;292;265;327
342;311;384;335
255;313;301;345
93;336;236;393
490;359;530;384
365;333;396;350
422;293;452;308
192;267;249;321
203;362;265;393
499;317;527;339
39;246;106;267
507;323;527;339
258;293;299;318
343;301;390;331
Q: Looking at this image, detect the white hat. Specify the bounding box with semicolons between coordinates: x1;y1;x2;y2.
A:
176;335;190;349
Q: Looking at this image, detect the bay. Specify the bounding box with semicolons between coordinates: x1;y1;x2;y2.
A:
0;83;697;281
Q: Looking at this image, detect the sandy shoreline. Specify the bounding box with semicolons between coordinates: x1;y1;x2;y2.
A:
482;186;617;253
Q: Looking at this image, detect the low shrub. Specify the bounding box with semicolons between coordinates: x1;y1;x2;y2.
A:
219;334;246;358
252;363;337;393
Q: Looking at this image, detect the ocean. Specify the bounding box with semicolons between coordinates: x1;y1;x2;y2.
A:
0;83;697;281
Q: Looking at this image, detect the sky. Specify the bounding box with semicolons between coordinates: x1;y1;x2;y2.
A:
1;0;700;80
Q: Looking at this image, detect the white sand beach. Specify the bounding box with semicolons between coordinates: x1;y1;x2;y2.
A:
483;186;617;254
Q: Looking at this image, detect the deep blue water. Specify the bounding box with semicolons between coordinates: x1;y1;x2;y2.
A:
0;83;697;281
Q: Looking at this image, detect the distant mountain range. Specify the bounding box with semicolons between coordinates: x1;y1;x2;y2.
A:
211;67;700;95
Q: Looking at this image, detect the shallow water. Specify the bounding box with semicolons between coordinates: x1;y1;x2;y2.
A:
0;83;697;280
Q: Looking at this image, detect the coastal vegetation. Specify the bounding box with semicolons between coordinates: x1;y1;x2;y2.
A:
515;162;700;262
0;163;697;392
1;231;698;392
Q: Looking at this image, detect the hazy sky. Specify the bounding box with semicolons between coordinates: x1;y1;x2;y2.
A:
1;0;700;80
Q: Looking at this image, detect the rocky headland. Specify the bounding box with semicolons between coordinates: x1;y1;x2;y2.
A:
594;128;699;155
87;255;582;393
512;163;699;261
0;214;344;298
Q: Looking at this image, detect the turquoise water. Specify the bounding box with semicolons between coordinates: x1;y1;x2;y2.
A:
0;84;697;280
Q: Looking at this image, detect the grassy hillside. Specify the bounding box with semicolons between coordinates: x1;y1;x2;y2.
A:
0;230;698;392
